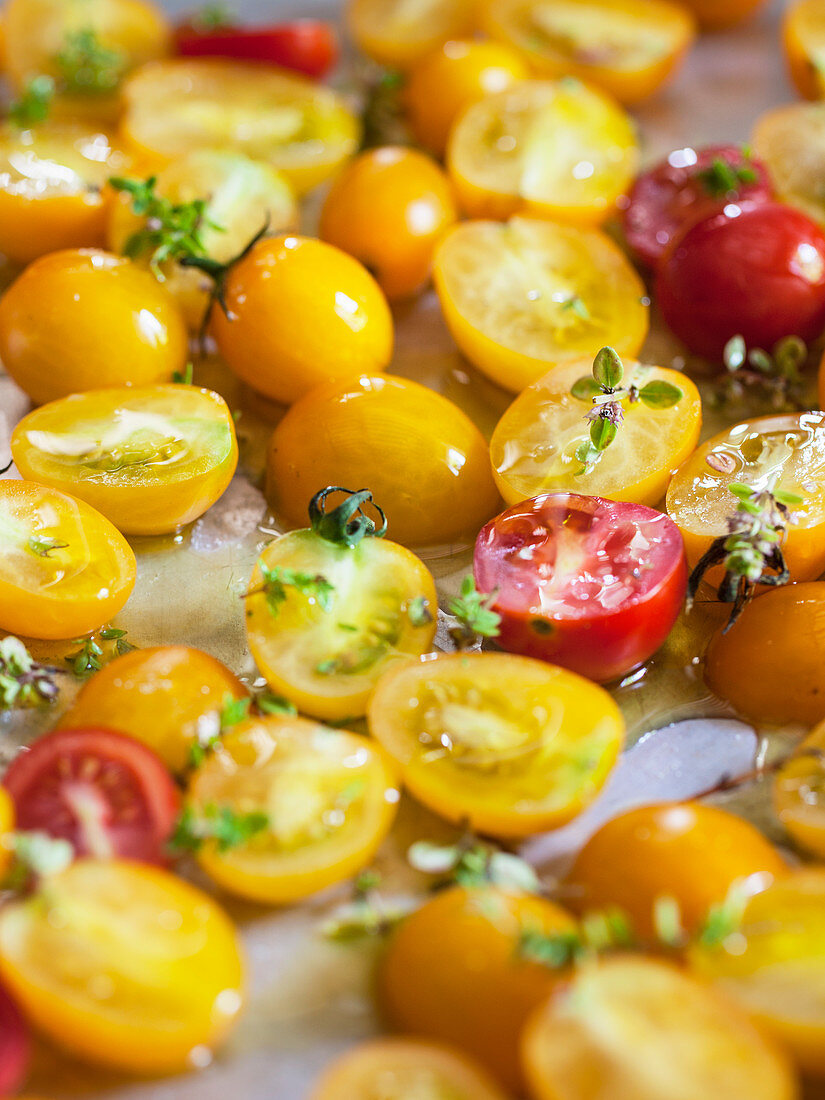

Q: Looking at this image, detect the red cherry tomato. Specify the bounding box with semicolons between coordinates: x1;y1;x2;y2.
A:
656;201;825;362
174;19;338;78
473;493;687;683
0;981;29;1099
622;144;773;269
3;728;180;865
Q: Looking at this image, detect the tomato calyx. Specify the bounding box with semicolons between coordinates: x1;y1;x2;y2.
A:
309;486;388;547
180;215;271;333
694;150;759;200
0;636;61;709
446;576;501;650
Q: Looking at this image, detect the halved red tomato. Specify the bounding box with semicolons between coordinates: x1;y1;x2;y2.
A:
474;494;687;683
3;728;180;865
0;981;29;1099
174;19;338;77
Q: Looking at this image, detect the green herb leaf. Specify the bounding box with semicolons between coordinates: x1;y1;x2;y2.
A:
8;75;55;128
727;482;755;500
406;596;433;627
173;362;194;385
220;694;251;730
748;347;773;374
253;561;335;619
723;334;747;372
571;376;601;401
519;927;584;968
696;155;756;199
652;894;685;948
561;295;591;320
638;380;683;409
27;533;68;558
191;1;235;30
256;691;297;716
447;576;501;644
592;346;623;390
55;28;126;94
0;636;61;709
589;417;617;452
774;489;803;507
169;803;269;854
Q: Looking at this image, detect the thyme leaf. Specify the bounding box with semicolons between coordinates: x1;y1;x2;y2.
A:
55;28;126;94
447;576;501;649
0;636;61;709
169;803;268;854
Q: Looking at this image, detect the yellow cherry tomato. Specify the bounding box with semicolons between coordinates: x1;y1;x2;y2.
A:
11;385;238;536
689;867;825;1077
773;718;825;859
677;0;768;29
319;146;458;302
186;715;399;904
0;121;129;265
60;645;248;774
753;101;825;229
310;1038;510;1100
784;0;825;99
483;0;696;105
0;479;136;640
433;217;649;392
346;0;476;69
0;788;15;880
447;78;639;223
0;858;244;1074
0;249;188;405
705;582;825;726
405;39;530;157
523;956;797;1100
367;652;624;837
267;374;501;549
107;150;297;329
119;59;359;195
245;499;438;721
379;884;576;1093
490;358;701;507
667;412;825;579
209;235;393;406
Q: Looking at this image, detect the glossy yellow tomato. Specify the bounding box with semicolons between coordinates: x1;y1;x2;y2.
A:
0;249;188;405
0;788;15;880
447;79;639;223
319;146;457;301
490;358;700;506
209;235;393;406
677;0;768;29
0;480;136;640
405;39;530;156
773;719;825;858
186;715;399;904
523;956;797;1100
379;884;576;1092
433;217;649;392
705;582;825;726
482;0;696;105
784;0;825;99
347;0;476;69
0;858;244;1074
0;122;129;265
667;413;825;578
119;59;359;195
267;375;501;549
60;645;248;773
11;385;238;536
367;652;624;837
753;102;825;228
310;1038;510;1100
689;867;825;1077
107;150;297;329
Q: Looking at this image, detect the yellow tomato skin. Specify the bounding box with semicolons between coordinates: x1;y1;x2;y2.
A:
0;859;245;1075
0;480;136;640
60;645;248;774
753;102;825;229
347;0;477;69
491;359;701;506
0;250;188;405
267;374;501;549
774;719;825;859
379;885;575;1093
678;0;768;29
319;146;458;302
405;39;530;156
784;0;825;99
704;582;825;726
0;789;15;880
187;716;400;904
210;235;393;406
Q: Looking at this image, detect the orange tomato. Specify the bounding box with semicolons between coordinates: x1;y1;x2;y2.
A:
266;374;500;548
784;0;825;99
208;235;393;406
60;645;248;774
773;718;825;859
405;39;530;156
0;249;188;405
346;0;476;69
676;0;768;29
379;884;576;1092
0;788;15;880
319;146;457;301
565;802;788;940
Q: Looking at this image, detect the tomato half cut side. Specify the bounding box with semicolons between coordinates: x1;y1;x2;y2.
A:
175;20;339;78
3;728;180;865
0;981;29;1099
474;494;687;683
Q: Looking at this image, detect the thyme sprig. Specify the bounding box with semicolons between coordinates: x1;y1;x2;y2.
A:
190;2;235;30
0;637;61;709
65;627;135;679
407;836;540;894
321;870;413;941
714;334;808;411
447;577;501;650
245;561;335;619
169;803;269;854
55;28;126;94
7;75;56;128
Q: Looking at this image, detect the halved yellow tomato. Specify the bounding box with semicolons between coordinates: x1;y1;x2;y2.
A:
186;715;400;904
447;78;638;223
367;652;624;837
773;718;825;859
433;217;649;392
523;956;797;1100
11;385;238;536
119;59;360;194
0;858;244;1074
346;0;476;69
0;479;136;640
490;358;701;506
784;0;825;99
482;0;696;105
666;412;825;578
753;101;825;228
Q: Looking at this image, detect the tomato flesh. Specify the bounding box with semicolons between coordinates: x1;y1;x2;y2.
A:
3;728;180;865
474;494;687;683
0;981;29;1099
175;20;338;78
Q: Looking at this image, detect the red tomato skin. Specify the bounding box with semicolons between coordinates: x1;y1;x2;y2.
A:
473;494;688;684
656;202;825;361
174;20;338;77
3;728;181;866
622;145;773;269
0;981;29;1099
